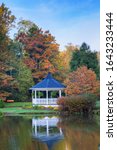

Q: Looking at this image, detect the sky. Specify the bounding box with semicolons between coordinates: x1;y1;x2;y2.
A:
1;0;100;51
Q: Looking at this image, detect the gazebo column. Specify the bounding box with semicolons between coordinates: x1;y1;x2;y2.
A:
59;90;62;98
35;90;37;104
32;90;34;100
46;90;48;105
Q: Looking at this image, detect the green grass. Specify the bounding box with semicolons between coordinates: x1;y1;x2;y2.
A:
4;102;32;107
0;102;57;115
0;107;55;115
0;101;100;116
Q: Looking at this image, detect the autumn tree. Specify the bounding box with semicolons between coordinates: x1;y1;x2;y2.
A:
55;43;79;82
70;42;99;78
0;3;16;100
16;20;59;81
64;66;99;96
63;43;79;71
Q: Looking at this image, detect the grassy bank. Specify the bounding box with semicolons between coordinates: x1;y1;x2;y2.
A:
0;107;56;115
0;102;57;116
0;100;100;116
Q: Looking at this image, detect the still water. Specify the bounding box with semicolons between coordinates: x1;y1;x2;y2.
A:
0;115;99;150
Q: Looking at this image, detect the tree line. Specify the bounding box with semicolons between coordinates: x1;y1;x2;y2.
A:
0;3;100;101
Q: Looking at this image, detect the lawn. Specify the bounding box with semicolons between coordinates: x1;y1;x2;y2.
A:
0;102;57;116
0;101;100;116
0;107;56;115
4;102;32;107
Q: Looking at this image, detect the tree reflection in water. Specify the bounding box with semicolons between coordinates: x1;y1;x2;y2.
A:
57;116;100;150
0;115;99;150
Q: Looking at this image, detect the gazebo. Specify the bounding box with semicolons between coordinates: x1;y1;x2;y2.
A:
30;72;65;106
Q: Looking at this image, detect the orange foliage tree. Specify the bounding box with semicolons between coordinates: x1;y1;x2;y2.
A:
0;3;16;100
55;43;79;82
64;66;99;96
16;26;59;81
64;43;79;71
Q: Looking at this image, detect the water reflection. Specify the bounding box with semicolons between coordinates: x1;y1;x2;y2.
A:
58;116;100;150
0;115;100;150
32;117;63;150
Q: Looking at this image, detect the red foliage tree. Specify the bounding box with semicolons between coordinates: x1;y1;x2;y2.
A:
16;27;59;80
64;66;100;96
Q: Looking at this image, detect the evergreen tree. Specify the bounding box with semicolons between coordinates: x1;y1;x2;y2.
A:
70;42;99;78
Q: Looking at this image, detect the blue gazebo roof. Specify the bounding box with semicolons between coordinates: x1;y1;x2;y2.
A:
30;73;65;89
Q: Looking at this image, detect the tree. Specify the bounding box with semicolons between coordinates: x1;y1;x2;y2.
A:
16;21;59;81
64;66;99;96
17;19;39;34
70;42;99;78
55;43;79;82
13;61;34;101
0;3;16;100
7;40;34;101
63;43;79;71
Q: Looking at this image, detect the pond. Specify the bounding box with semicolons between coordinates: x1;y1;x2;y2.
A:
0;115;100;150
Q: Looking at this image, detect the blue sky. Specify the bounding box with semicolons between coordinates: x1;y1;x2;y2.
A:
1;0;100;51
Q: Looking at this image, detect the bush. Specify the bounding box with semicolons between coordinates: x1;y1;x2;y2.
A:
0;111;3;117
33;105;38;110
37;106;45;109
53;107;59;111
47;106;54;110
33;105;45;110
0;100;5;108
22;105;33;109
57;94;97;114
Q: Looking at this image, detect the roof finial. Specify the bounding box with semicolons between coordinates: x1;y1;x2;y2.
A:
46;72;52;79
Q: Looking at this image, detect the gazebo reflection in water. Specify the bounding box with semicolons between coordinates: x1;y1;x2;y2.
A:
32;116;64;149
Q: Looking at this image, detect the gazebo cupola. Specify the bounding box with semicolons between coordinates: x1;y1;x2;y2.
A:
30;72;65;106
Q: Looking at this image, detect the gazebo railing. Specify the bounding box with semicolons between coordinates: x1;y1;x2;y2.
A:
33;98;58;105
48;98;58;104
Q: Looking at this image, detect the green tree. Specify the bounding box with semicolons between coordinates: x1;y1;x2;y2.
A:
13;61;34;101
7;40;34;101
17;19;39;34
70;42;99;78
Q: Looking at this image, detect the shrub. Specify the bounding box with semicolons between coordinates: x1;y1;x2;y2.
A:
0;99;5;108
22;105;33;109
37;106;45;109
57;94;97;114
0;111;3;117
47;106;54;110
33;105;45;110
33;105;39;110
53;107;59;111
57;97;66;111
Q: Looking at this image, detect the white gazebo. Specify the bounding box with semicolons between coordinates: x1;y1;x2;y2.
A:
30;72;65;106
